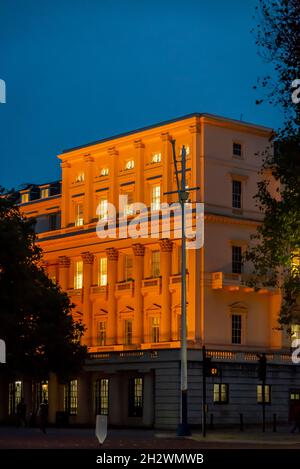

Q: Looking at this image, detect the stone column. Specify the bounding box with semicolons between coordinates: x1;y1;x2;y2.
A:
132;243;145;344
160;239;173;342
83;154;94;224
108;147;119;209
161;132;172;204
106;248;119;345
82;251;94;346
58;256;70;291
60;160;71;228
133;139;145;203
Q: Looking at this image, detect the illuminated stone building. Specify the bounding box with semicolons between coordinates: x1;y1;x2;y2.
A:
1;114;300;428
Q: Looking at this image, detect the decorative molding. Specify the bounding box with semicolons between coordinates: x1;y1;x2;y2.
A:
106;247;119;261
107;146;119;156
58;256;71;268
60;160;71;169
189;123;201;134
132;243;145;257
159;238;173;253
160;131;172;142
133;139;145;149
81;251;94;264
84;154;94;163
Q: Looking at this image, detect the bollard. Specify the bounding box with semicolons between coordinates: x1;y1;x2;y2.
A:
273;413;277;432
209;413;214;430
240;413;244;432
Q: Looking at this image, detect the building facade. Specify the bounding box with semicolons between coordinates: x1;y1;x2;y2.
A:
1;113;300;429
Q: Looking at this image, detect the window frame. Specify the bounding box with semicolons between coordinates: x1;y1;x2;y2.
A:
257;384;271;404
213;383;229;404
64;380;78;415
128;377;143;417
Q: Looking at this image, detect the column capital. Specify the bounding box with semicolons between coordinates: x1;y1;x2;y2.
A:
58;256;71;268
160;131;172;142
132;243;145;257
83;154;94;163
106;247;119;261
107;146;119;156
133;139;145;149
189;123;201;134
159;238;173;253
60;160;71;169
81;251;94;264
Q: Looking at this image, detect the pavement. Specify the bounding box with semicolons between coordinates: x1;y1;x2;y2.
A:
0;425;300;449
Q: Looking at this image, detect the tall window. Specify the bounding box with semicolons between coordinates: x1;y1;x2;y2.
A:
125;319;133;345
97;321;107;346
151;184;161;211
128;377;143;417
98;198;108;221
257;385;271;403
213;384;229;403
124;254;133;280
125;160;135;170
231;314;242;344
98;256;107;286
9;381;23;416
95;378;109;415
151;317;160;343
100;167;109;176
41;188;49;199
232;180;242;209
233;142;242;157
124;191;134;215
151;250;160;278
151;152;161;163
64;380;78;415
75;203;84;226
49;213;57;231
74;260;83;289
34;381;49;411
232;245;243;273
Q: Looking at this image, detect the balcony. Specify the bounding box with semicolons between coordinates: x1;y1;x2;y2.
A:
67;288;83;300
169;274;189;293
211;272;270;294
115;280;134;298
141;277;161;296
90;284;108;300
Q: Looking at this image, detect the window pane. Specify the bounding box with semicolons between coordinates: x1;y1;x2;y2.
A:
151;184;161;211
151;251;160;277
64;380;78;415
75;203;84;226
151;317;160;343
74;260;83;289
232;180;242;209
98;257;107;286
129;377;143;417
98;199;108;221
232;245;242;273
232;314;242;344
95;379;109;415
233;142;242;156
257;385;271;403
97;321;106;346
125;320;133;345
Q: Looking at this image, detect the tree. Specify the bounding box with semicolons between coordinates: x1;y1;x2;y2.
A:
246;0;300;328
0;188;87;382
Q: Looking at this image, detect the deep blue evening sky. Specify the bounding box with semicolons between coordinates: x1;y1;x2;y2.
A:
0;0;282;189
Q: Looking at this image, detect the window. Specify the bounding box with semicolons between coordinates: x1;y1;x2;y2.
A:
232;180;242;209
34;381;48;410
213;384;229;404
291;325;300;340
151;152;161;164
64;380;78;415
75;203;84;227
74;260;83;289
97;321;106;346
232;245;243;274
9;381;23;416
257;384;271;404
233;142;242;157
290;392;300;401
98;256;107;286
21;193;29;203
75;172;85;183
49;213;57;231
125;160;135;170
151;317;160;343
231;314;242;344
124;254;133;280
151;250;160;278
98;198;108;221
151;184;161;211
124;191;134;215
95;378;109;415
100;167;109;176
128;377;143;417
125;319;133;345
40;188;49;199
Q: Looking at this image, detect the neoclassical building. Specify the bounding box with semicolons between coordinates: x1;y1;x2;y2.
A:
1;113;299;428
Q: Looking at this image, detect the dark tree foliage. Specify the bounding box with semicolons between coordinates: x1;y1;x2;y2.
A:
0;188;87;381
247;0;300;327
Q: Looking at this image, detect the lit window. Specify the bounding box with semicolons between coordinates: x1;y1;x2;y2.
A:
232;245;243;274
75;203;84;227
125;319;133;345
257;384;271;404
129;377;143;417
98;198;108;221
291;325;300;340
124;254;133;280
151;317;160;343
291;251;300;275
9;381;23;416
98;256;107;286
40;188;49;199
185;145;190;156
49;213;57;231
151;250;160;278
232;180;242;209
231;314;242;345
151;184;161;211
75;172;85;183
123;191;134;216
233;142;242;157
64;380;78;415
74;260;83;289
125;160;135;170
21;193;29;203
290;392;300;401
151;152;162;164
100;167;109;176
33;381;48;410
213;384;229;404
97;321;107;346
95;378;109;415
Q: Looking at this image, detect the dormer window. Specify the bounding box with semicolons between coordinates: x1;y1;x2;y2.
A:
100;167;109;176
40;188;49;199
151;152;161;164
21;193;29;203
75;172;85;183
125;160;134;171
